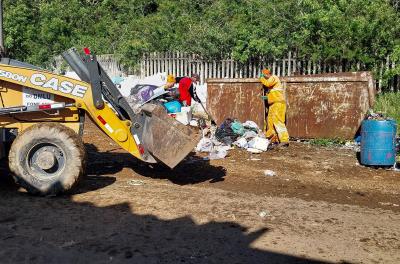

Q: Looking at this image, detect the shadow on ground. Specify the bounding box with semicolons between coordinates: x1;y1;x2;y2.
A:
0;177;330;264
85;143;227;185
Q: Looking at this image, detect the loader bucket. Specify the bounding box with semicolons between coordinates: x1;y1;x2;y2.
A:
140;104;201;168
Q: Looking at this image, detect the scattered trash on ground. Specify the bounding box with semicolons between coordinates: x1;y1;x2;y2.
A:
248;137;270;151
341;141;360;152
127;180;146;186
195;117;269;159
258;210;271;218
248;158;261;161
379;202;400;207
196;137;213;152
246;148;263;154
209;149;228;160
264;170;276;177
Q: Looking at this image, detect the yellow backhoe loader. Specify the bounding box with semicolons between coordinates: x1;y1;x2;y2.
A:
0;48;200;195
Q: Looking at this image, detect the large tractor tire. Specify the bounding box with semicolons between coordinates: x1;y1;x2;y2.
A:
9;123;86;196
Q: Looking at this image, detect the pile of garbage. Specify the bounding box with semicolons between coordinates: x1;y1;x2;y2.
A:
196;118;270;160
111;72;207;125
66;71;269;160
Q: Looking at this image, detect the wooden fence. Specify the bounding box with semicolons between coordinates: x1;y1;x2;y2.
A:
140;52;399;92
53;54;128;78
54;52;399;92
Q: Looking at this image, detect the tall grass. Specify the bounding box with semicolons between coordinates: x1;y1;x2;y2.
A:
373;92;400;130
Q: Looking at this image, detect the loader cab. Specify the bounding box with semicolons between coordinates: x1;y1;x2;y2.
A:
0;128;17;160
0;130;4;160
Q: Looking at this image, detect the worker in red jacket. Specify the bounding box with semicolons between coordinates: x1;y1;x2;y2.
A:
178;73;200;106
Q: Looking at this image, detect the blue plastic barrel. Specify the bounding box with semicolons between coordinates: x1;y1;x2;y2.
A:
360;119;397;166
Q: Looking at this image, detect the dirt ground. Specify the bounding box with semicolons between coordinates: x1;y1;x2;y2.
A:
1;120;399;264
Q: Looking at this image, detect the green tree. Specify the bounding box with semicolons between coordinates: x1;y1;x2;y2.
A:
2;0;399;81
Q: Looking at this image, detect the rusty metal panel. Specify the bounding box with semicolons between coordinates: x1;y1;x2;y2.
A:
206;72;375;139
206;79;265;128
283;72;375;139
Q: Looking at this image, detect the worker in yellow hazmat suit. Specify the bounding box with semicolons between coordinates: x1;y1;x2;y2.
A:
259;69;289;147
165;74;176;89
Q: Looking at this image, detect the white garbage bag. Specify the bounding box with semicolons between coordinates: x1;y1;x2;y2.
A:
196;137;213;153
248;137;270;151
233;137;248;149
243;131;258;140
243;120;260;130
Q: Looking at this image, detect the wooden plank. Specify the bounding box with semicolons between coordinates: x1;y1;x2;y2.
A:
212;60;216;78
282;58;286;76
221;59;225;78
272;60;276;75
230;57;234;79
180;51;184;77
140;55;145;78
146;54;150;77
277;60;281;76
157;52;161;74
168;52;173;77
200;58;204;84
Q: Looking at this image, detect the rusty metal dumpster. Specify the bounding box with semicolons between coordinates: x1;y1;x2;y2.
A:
206;78;265;129
206;72;375;139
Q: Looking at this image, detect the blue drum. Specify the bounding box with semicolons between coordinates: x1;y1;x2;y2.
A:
360;119;397;166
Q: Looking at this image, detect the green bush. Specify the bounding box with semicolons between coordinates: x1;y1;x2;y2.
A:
309;138;346;147
3;0;400;75
373;92;400;131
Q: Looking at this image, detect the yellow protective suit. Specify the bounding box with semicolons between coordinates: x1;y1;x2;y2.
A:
164;74;176;89
260;75;289;143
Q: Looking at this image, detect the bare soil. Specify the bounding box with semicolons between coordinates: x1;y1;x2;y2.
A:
0;119;399;263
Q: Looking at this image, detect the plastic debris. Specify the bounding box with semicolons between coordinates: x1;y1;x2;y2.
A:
209;149;228;160
248;137;270;151
243;130;258;140
247;148;263;154
264;170;276;177
243;120;259;131
259;210;270;218
248;158;261;161
194;118;270;160
111;76;124;85
127;180;145;186
367;110;386;120
216;118;238;145
190;119;199;127
342;141;360;152
233;137;248;149
196;137;213;153
164;100;182;113
231;120;245;136
175;107;192;125
214;145;232;152
137;85;155;102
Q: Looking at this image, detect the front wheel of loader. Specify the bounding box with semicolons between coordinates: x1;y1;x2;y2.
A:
9;123;86;196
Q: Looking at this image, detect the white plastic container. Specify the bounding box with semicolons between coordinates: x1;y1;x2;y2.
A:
174;107;192;125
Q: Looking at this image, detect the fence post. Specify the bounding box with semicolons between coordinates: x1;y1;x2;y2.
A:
282;58;286;76
222;58;226;78
230;56;234;78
